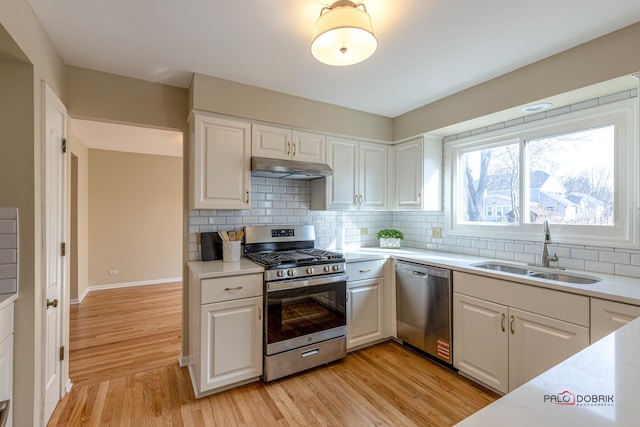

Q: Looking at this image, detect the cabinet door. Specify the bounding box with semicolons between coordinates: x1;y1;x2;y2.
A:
590;298;640;343
508;307;588;391
359;142;388;210
292;130;326;163
191;113;251;209
326;137;359;210
0;334;12;427
453;293;509;393
347;278;384;350
252;124;292;160
394;138;423;209
200;296;263;392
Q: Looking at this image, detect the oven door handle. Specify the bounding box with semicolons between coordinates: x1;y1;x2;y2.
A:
267;273;348;292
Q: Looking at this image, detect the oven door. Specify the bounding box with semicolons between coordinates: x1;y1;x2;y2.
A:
265;273;347;356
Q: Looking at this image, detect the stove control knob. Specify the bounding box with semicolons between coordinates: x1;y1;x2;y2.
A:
324;265;331;272
287;269;295;277
306;267;314;275
332;264;340;272
277;270;285;278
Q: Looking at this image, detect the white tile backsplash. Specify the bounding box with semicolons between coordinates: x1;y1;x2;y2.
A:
0;207;18;294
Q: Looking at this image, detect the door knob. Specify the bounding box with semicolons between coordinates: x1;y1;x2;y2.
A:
47;299;58;308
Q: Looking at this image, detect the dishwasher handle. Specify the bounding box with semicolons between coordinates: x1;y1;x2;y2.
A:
396;261;450;280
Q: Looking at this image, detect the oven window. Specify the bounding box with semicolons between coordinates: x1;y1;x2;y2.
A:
266;281;346;345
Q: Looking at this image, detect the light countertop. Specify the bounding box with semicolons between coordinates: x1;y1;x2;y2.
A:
344;247;640;305
187;259;264;279
0;293;18;310
456;316;640;426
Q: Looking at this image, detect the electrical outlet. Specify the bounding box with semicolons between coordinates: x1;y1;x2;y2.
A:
108;269;119;275
432;227;442;239
360;228;368;235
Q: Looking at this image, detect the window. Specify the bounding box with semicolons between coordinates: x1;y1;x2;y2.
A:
446;99;638;248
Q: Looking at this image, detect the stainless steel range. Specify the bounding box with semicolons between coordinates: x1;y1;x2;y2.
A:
243;225;347;381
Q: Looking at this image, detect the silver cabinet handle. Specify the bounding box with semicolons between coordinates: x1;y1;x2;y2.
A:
224;286;243;291
501;313;506;332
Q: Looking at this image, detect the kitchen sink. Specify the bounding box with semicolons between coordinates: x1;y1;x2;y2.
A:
527;272;601;284
471;262;532;275
471;261;602;285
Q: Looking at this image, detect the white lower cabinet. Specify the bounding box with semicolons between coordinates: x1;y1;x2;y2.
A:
0;302;13;427
453;272;589;394
188;272;263;397
346;259;387;350
200;297;262;392
347;278;384;349
508;307;588;391
453;294;508;392
590;298;640;343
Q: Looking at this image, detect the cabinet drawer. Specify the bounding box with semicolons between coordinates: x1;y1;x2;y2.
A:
347;259;384;282
0;303;13;342
201;274;262;304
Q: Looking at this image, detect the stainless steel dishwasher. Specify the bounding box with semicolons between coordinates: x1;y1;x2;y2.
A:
396;261;453;365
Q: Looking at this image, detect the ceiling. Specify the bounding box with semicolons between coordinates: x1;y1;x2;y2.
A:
25;0;640;119
70;119;183;157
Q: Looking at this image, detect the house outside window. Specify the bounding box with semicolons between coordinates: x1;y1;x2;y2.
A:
446;99;638;248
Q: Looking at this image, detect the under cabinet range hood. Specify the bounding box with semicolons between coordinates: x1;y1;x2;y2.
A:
251;156;333;180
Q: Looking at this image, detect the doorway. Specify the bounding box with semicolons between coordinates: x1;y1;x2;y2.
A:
65;119;183;385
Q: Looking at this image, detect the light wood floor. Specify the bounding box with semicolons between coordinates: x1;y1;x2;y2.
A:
49;283;499;426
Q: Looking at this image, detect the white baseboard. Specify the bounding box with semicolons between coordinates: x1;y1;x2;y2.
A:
70;277;182;304
179;352;190;367
70;286;91;305
64;378;73;394
88;277;182;292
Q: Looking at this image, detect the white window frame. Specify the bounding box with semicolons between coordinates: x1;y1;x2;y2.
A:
445;99;638;248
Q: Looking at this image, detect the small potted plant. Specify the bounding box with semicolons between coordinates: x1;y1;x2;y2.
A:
376;229;404;248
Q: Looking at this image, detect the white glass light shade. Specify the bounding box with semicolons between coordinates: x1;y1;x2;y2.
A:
311;2;377;66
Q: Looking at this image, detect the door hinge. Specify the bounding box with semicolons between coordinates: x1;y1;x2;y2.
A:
62;138;67;153
60;346;65;361
61;242;66;256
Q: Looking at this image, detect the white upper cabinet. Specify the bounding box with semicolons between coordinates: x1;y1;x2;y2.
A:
190;111;251;210
393;136;442;211
252;124;325;163
311;137;387;211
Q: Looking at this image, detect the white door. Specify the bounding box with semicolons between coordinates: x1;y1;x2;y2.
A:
359;142;387;210
291;130;326;163
508;307;588;391
394;138;423;209
201;297;263;392
43;84;67;423
347;278;384;349
453;293;509;393
326;137;358;210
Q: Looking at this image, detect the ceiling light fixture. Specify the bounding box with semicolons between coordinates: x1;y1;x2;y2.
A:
522;103;553;113
311;1;377;66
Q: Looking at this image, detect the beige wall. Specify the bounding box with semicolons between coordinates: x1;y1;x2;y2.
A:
88;149;182;286
68;133;89;300
66;66;189;131
394;21;640;141
1;0;66;424
191;73;394;142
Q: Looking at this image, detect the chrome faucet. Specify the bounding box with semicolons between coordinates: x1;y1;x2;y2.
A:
541;220;559;267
